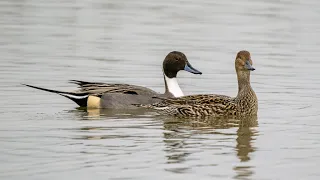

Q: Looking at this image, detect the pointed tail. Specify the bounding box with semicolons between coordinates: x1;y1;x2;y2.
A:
22;84;89;107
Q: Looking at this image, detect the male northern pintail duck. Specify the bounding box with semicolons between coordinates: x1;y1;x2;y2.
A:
136;50;258;117
23;51;202;109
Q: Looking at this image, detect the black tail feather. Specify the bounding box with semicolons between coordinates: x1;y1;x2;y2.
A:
22;84;89;107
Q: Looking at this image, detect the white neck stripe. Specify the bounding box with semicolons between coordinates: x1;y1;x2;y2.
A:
164;75;184;97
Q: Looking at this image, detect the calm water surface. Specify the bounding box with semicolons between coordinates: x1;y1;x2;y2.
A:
1;0;320;179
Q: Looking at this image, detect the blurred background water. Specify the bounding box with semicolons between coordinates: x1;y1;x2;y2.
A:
0;0;320;179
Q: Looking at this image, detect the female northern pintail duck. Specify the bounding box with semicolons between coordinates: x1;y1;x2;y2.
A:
23;51;202;109
137;50;258;117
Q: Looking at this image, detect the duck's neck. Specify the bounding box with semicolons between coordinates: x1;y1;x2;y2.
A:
163;74;184;97
235;71;258;115
236;71;255;99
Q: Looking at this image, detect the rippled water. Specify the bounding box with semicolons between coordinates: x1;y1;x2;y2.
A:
1;0;320;179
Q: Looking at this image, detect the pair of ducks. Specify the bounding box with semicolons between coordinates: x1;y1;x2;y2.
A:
24;50;258;117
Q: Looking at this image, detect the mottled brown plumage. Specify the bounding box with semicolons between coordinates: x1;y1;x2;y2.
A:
139;50;258;117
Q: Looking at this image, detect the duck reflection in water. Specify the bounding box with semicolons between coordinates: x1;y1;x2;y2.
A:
161;115;258;177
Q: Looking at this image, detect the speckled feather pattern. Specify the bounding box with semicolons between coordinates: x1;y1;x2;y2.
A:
145;92;257;117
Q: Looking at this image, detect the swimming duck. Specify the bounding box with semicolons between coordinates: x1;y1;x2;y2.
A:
23;51;202;109
136;50;258;117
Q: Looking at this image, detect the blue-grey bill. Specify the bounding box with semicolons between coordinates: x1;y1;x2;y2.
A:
184;62;202;74
245;60;255;71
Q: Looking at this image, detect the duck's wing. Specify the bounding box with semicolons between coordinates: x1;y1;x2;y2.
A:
23;81;160;107
69;80;158;96
151;94;230;105
142;94;237;117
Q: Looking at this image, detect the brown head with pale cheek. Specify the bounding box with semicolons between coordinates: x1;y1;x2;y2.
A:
235;50;255;72
163;51;202;78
